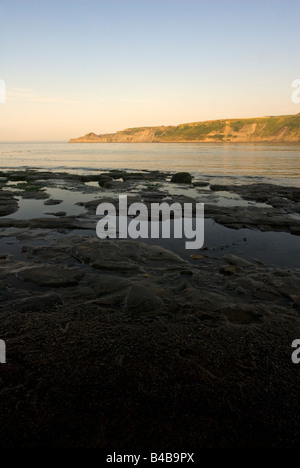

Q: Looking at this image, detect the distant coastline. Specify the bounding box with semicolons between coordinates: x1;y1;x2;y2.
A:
70;113;300;144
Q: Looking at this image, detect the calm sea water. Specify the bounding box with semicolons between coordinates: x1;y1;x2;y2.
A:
0;142;300;186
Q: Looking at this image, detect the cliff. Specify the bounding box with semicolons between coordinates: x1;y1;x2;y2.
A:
70;113;300;143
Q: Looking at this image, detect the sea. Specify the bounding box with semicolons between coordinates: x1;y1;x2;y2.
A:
0;142;300;186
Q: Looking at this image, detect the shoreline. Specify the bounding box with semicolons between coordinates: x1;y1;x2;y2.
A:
69;113;300;144
0;168;300;447
69;140;300;144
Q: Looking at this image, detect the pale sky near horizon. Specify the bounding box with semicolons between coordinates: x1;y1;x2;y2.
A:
1;0;300;141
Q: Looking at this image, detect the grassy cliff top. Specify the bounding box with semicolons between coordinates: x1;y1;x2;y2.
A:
70;114;300;143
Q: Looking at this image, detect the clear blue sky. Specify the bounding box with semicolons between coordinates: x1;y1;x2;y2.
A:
1;0;300;141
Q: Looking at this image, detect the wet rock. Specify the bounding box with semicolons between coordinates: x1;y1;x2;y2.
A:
268;197;290;209
14;264;84;287
171;172;192;184
223;254;254;268
0;203;18;217
0;219;30;229
0;286;30;302
70;239;143;272
93;275;132;296
253;258;265;265
107;170;126;179
221;306;262;324
290;225;300;235
193;181;209;187
83;197;118;212
87;276;133;305
80;175;102;183
44;199;63;206
125;285;163;313
22;191;49;200
0;253;11;260
26;217;94;230
0;190;16;199
234;276;271;295
190;254;204;260
268;276;300;306
141;191;168;201
103;180;126;189
45;211;67;217
180;269;193;276
0;191;19;216
210;184;229;192
14;229;52;241
98;175;113;187
210;183;300;208
220;265;241;276
142;244;186;264
10;292;63;311
122;171;166;181
68;239;185;273
82;195;141;214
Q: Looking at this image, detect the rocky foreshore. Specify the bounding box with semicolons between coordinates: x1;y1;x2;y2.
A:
0;169;300;447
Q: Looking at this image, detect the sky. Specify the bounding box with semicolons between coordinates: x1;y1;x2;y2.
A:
1;0;300;141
